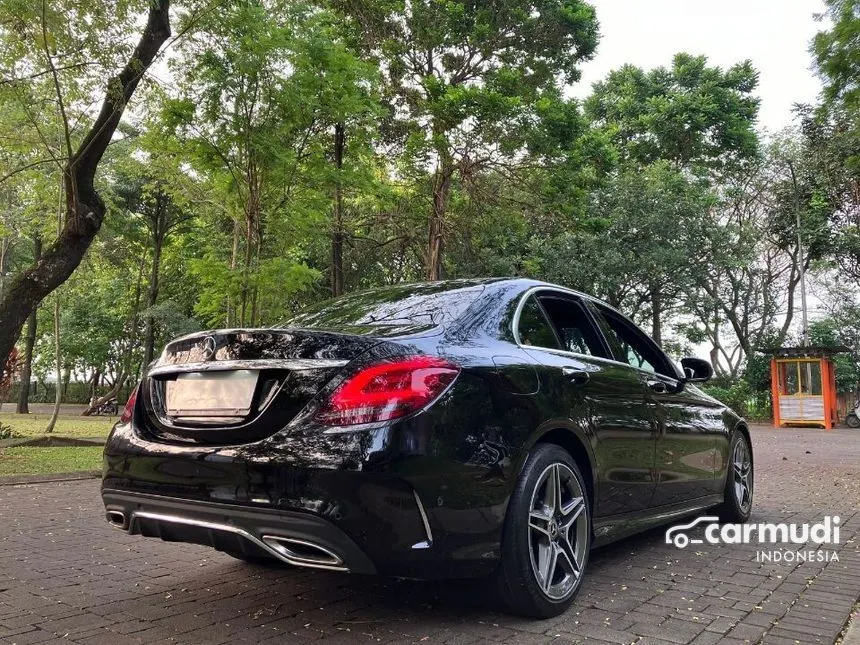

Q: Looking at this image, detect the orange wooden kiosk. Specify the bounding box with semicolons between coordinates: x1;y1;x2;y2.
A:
769;346;844;429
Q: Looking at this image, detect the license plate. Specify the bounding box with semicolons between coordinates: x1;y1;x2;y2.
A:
165;370;258;417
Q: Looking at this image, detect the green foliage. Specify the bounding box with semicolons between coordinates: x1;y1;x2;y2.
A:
158;0;381;325
793;106;860;283
701;379;772;421
809;312;860;392
585;53;760;172
0;422;17;440
743;352;774;393
813;0;860;116
701;380;751;416
1;0;857;417
535;161;715;338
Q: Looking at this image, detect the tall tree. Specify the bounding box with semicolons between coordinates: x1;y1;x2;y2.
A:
162;0;375;325
571;54;761;343
676;131;830;377
334;0;599;279
585;53;760;173
813;0;860;117
15;237;41;414
537;162;714;344
110;152;190;369
0;0;171;368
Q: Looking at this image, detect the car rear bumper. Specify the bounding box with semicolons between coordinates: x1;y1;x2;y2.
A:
102;489;378;573
101;419;505;579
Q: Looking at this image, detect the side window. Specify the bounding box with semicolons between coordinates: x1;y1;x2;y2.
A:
590;303;674;377
537;296;610;358
517;295;560;349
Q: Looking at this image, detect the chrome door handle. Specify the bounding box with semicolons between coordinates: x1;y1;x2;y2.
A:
647;379;668;394
562;367;590;384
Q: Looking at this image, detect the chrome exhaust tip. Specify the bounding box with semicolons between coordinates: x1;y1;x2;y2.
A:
106;510;127;530
261;535;345;570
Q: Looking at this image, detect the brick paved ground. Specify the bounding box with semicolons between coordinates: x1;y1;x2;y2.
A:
1;425;858;645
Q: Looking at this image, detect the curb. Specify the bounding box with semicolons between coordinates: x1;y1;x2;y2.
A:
840;603;860;644
0;436;106;448
0;470;101;486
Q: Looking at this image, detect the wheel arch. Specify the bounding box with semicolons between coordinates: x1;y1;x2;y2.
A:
719;420;753;488
734;421;753;465
530;426;597;510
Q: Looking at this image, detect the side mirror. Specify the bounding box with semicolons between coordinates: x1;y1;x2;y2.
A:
680;357;713;384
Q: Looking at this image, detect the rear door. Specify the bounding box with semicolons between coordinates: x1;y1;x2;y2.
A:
586;302;721;507
516;291;658;516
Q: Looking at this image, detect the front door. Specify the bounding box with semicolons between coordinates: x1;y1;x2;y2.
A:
517;292;658;516
587;302;719;508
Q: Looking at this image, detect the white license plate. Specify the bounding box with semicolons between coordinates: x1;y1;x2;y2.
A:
165;370;258;417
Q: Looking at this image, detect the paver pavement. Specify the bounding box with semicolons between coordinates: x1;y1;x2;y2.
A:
1;425;858;644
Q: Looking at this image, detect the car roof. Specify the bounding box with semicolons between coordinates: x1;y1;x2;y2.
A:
272;277;613;340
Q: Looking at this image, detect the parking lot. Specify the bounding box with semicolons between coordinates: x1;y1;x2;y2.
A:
1;425;858;645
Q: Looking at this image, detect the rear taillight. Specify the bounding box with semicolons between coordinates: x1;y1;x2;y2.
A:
120;384;139;424
316;356;459;426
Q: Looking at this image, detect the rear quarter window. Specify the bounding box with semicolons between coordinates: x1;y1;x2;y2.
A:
516;295;561;349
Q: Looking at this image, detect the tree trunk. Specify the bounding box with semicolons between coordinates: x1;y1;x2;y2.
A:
89;368;101;401
142;194;166;369
44;296;61;434
16;237;42;414
251;234;261;325
61;363;71;401
239;212;253;326
227;218;240;326
0;236;9;302
650;285;663;346
330;122;345;296
426;156;453;281
0;1;171;371
82;372;126;416
123;253;146;380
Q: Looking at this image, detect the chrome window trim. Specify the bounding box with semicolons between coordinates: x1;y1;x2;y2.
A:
148;358;349;378
511;286;681;382
586;300;682;381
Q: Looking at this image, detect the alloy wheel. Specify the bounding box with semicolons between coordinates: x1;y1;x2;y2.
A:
732;438;753;514
527;462;589;600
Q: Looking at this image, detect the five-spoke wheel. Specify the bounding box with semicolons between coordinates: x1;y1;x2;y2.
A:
731;437;752;514
527;463;588;600
496;444;591;618
718;431;754;522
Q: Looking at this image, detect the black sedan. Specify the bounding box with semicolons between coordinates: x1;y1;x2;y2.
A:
102;278;753;618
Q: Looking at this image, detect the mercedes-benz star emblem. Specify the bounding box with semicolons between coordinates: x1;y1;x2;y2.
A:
201;336;217;361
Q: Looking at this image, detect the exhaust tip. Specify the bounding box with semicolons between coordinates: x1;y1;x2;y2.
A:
106;510;127;530
261;535;345;569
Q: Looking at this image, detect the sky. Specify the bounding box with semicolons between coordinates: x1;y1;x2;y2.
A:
570;0;827;133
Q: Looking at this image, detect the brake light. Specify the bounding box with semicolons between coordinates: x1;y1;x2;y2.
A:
120;384;139;424
316;356;459;426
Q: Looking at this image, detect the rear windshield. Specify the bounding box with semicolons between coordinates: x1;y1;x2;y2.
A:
278;283;486;332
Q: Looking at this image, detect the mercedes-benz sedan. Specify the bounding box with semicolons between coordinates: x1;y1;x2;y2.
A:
102;278;753;617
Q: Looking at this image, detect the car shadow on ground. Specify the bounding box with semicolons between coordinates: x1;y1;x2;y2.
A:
193;521;678;621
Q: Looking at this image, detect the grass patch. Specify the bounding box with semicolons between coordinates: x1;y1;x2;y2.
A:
0;446;103;475
0;413;115;438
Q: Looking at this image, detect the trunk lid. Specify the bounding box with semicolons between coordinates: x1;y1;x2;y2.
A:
140;328;377;444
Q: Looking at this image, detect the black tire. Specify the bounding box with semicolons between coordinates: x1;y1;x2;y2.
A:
846;414;860;429
717;431;753;523
495;444;591;618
